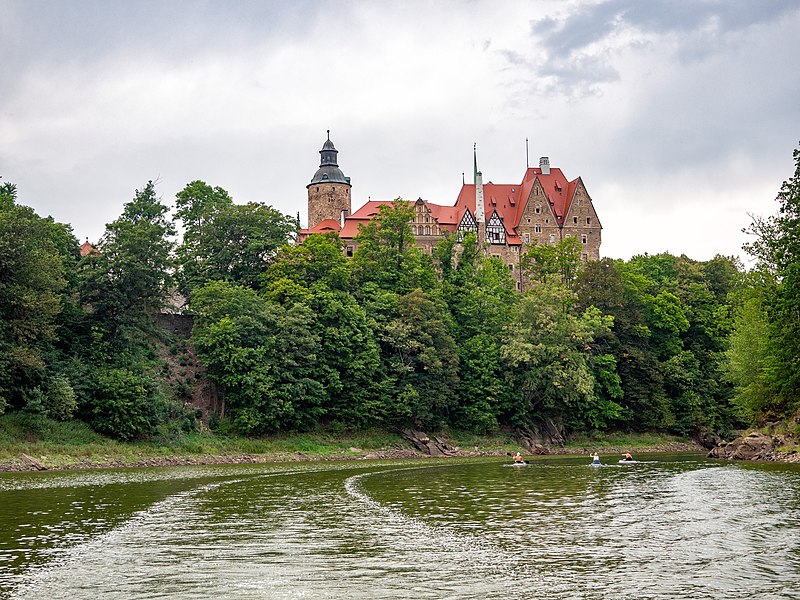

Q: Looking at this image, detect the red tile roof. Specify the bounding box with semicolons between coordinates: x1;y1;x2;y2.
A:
453;167;578;231
79;241;98;256
313;164;582;247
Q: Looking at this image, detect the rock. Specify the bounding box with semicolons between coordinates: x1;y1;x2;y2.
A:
20;453;47;471
400;429;458;457
696;429;722;450
707;432;773;461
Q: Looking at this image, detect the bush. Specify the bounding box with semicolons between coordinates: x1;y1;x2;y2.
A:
44;376;78;421
86;368;161;441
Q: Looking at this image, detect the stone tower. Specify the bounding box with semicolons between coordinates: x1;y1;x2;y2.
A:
307;130;352;229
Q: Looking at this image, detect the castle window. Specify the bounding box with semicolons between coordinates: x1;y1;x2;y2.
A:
534;224;542;233
412;225;417;235
425;225;431;235
549;234;556;243
582;234;588;244
587;217;591;224
524;233;530;243
346;246;353;257
573;216;578;224
582;253;588;261
535;205;541;214
508;264;514;271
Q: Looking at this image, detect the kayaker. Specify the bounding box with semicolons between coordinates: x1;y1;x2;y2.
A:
514;452;524;464
622;452;634;462
591;452;601;465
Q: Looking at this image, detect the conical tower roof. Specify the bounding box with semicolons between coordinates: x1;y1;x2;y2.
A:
308;130;350;187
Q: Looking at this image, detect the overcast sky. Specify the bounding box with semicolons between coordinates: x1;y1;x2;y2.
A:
2;0;799;262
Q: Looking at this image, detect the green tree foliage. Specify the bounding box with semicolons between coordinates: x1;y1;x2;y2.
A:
736;142;800;420
191;281;326;433
501;282;616;430
434;233;517;432
727;275;779;421
174;181;296;292
263;233;351;291
173;180;233;294
0;182;79;413
351;198;436;294
378;289;459;428
521;236;582;288
79;181;175;342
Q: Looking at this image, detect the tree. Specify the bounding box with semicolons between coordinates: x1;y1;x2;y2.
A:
179;199;296;291
351;198;436;294
173;180;233;295
739;142;800;418
0;182;79;413
500;282;616;432
378;289;460;428
520;236;583;288
79;181;175;342
263;232;351;292
191;281;327;433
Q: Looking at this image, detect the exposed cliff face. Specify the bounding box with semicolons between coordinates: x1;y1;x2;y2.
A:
708;431;800;463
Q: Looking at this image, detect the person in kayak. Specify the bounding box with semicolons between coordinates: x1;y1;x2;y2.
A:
591;452;601;465
621;452;634;462
514;452;525;464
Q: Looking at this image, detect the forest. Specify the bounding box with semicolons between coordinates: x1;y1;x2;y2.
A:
0;143;798;443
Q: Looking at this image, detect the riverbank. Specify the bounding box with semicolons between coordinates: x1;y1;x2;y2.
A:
0;414;704;472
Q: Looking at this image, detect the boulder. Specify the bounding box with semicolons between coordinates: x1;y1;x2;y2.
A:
400;429;459;457
707;431;773;461
20;453;47;471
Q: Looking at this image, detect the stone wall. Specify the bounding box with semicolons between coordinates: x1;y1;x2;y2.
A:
308;183;351;229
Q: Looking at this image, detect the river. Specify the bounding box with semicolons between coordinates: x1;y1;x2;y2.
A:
1;453;799;599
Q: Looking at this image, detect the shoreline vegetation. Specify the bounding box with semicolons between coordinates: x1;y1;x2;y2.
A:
0;414;706;473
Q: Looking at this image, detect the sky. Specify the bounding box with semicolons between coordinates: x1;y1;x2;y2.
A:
2;0;799;262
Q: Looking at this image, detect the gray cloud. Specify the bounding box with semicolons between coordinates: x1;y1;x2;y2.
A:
1;0;798;263
524;0;799;92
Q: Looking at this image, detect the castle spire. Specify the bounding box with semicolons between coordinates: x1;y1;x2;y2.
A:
473;143;478;185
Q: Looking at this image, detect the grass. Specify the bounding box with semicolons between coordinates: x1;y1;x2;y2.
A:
0;413;702;470
564;430;699;452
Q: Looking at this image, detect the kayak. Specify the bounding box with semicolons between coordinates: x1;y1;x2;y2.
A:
512;461;527;466
618;459;639;464
590;462;602;466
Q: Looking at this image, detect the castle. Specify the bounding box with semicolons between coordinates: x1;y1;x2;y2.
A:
299;132;602;287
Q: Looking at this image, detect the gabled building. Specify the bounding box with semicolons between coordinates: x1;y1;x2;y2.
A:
299;133;602;285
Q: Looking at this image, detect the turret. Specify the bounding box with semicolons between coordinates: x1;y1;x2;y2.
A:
307;130;352;229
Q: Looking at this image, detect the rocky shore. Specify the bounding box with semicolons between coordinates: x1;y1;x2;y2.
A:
0;434;706;473
707;430;800;463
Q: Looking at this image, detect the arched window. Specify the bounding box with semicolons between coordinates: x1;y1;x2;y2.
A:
425;225;431;235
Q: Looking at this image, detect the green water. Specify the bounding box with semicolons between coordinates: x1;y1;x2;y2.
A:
1;454;799;599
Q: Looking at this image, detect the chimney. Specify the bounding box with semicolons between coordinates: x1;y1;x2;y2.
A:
539;156;550;175
340;209;349;227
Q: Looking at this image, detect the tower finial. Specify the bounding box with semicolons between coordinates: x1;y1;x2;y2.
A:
327;129;330;140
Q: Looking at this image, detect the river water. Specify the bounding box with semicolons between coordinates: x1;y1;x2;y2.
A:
1;453;799;599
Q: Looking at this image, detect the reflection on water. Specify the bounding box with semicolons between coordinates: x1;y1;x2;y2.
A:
2;455;800;599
